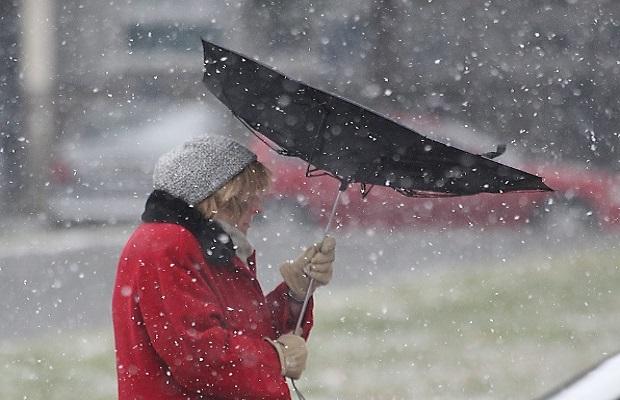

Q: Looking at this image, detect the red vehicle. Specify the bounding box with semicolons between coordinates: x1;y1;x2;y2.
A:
48;103;620;232
253;118;620;232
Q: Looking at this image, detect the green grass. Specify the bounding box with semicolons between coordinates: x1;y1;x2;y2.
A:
0;330;116;400
304;244;620;399
3;244;620;399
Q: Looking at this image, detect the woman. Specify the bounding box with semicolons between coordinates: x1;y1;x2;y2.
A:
112;136;335;400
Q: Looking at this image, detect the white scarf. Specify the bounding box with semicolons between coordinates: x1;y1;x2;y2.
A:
216;219;254;266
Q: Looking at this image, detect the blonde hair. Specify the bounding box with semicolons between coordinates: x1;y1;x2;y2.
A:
196;160;271;220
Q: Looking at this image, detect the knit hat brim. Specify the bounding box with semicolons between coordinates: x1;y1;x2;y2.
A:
153;136;256;205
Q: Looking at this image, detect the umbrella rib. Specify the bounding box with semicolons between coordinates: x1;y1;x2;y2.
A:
232;113;292;156
305;103;331;161
360;183;374;198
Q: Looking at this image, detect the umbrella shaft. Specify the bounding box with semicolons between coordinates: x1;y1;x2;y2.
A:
295;187;345;334
324;188;344;236
294;278;315;335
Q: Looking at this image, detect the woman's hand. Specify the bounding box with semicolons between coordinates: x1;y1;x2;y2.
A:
280;236;336;300
271;333;308;379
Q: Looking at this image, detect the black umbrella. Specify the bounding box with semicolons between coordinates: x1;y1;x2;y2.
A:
201;38;551;336
202;39;551;201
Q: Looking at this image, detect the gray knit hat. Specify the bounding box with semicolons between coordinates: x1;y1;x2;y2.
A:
153;136;256;205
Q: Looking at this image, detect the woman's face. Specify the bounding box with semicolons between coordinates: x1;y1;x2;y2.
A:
234;194;263;234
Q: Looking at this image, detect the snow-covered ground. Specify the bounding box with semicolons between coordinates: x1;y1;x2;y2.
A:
1;231;619;399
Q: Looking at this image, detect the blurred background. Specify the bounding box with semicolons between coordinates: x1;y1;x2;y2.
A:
1;0;620;399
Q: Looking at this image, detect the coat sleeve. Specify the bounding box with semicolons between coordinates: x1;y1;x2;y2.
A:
137;232;289;399
266;282;314;339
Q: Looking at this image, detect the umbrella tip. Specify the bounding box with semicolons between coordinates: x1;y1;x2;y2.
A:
539;181;554;192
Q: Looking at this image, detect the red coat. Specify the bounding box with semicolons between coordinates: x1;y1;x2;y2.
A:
112;220;313;400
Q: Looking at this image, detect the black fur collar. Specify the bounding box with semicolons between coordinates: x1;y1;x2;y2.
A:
141;190;235;266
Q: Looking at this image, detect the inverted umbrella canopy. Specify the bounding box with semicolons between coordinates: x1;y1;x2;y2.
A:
202;39;551;197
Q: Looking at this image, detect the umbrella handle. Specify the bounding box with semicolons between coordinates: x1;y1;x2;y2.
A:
294;185;346;335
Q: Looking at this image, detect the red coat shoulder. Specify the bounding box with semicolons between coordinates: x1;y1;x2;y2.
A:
120;222;202;260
